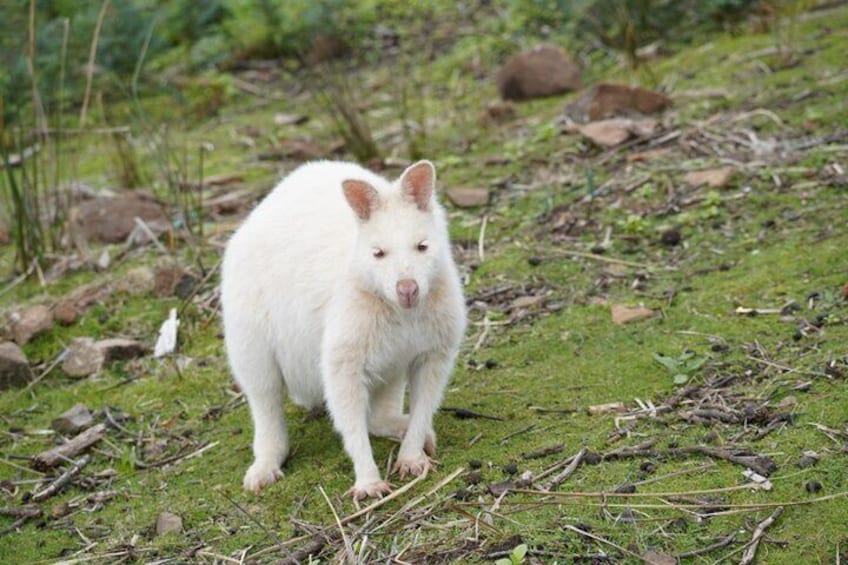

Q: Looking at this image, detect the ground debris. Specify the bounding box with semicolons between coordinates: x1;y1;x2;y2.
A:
155;511;183;536
51;403;94;435
0;341;32;390
31;423;107;471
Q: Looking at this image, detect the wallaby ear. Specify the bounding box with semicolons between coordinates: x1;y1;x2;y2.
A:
399;160;436;212
342;179;380;221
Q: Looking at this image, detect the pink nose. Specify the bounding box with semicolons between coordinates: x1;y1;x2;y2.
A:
396;279;420;308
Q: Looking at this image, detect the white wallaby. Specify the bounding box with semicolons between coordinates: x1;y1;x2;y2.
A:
221;160;466;499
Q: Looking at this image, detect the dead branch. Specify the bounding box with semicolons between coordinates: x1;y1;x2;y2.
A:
545;447;587;491
740;506;783;565
31;454;90;502
674;532;737;558
31;423;106;471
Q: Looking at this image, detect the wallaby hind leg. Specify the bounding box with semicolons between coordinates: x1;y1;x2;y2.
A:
227;332;289;493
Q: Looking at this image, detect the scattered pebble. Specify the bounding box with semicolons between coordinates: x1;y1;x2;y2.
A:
805;480;822;494
51;404;94;435
155;511;183;536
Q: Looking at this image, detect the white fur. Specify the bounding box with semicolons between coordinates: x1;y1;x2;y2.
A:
221;160;466;498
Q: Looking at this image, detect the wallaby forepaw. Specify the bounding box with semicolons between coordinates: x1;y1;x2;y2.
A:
347;480;393;501
392;453;434;479
243;461;283;493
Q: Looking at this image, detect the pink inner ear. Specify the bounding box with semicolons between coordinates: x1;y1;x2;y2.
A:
401;161;435;211
342;180;379;221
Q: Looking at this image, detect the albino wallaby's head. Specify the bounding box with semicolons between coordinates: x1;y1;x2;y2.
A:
342;160;448;309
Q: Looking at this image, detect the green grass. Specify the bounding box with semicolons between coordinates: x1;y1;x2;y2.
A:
2;4;848;563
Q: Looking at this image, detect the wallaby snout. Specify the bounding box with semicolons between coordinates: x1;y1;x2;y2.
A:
396;278;420;308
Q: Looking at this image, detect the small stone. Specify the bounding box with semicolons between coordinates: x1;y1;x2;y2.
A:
51;404;94;435
10;305;54;345
445;188;490;208
797;454;818;469
115;267;155;295
566;83;672;122
710;343;730;353
484;359;500;369
659;228;682;247
615;483;637;494
527;256;542;266
155;511;183;536
497;44;581;101
611;304;656;325
510;295;545;310
468;459;483;470
154;265;188;298
778;395;798;408
805;480;822;494
641;550;676;565
74;192;167;244
54;300;78;326
0;341;32;390
503;463;518;475
684;167;735;188
62;337;105;377
580;118;658;148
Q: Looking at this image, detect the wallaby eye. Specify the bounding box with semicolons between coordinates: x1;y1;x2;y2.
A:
372;248;386;259
417;240;429;253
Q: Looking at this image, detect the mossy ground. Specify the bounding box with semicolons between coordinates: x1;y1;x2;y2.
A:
2;6;847;564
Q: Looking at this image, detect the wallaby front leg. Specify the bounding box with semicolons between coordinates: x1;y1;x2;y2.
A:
323;361;391;500
394;354;452;478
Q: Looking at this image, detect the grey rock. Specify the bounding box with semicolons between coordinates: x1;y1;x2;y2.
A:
0;341;32;389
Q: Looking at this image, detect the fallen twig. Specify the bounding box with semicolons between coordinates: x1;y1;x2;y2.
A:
740;506;783;565
440;406;505;421
674;531;737;559
545;447;586;491
31;423;106;471
31;454;90;502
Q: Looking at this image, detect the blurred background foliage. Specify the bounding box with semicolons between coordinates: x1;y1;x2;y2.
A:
0;0;767;128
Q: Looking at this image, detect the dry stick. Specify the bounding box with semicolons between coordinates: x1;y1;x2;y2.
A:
552;249;659;270
674;532;737;559
18;348;67;397
79;0;110;128
134;441;218;469
0;505;42;519
31;454;90;502
500;491;848;511
630;461;715;487
31;423;106;471
514;482;766;500
318;486;355;564
545;447;586;491
739;506;784;565
216;488;295;564
477;214;488;262
563;525;647;562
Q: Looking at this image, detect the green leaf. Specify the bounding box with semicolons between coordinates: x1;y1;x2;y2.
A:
495;559;513;565
653;353;680;373
673;373;689;385
513;544;528;562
